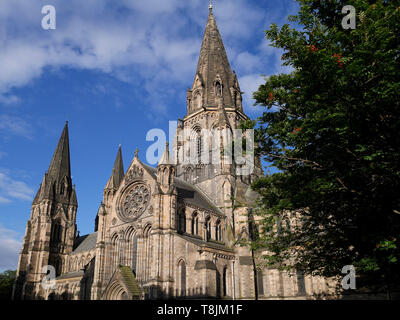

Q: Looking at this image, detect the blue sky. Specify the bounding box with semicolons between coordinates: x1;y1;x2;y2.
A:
0;0;299;271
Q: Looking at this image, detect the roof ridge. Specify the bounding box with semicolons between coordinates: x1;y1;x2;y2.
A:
192;184;223;214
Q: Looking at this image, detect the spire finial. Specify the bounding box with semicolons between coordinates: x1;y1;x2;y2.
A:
209;0;213;11
135;148;139;158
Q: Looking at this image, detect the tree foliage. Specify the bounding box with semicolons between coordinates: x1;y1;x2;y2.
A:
0;270;16;300
251;0;400;294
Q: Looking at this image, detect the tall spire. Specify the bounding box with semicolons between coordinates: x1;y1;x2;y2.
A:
33;122;75;204
47;121;71;182
105;145;125;190
190;7;237;110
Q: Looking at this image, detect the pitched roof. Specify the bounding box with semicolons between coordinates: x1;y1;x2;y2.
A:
141;162;221;213
56;270;84;280
174;178;222;213
177;233;233;253
118;266;141;297
73;232;97;254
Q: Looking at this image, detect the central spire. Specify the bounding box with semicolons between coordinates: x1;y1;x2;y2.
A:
186;6;242;115
47;121;71;182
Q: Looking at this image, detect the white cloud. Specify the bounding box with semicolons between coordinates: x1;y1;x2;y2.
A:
0;0;276;112
0;224;22;271
0;171;34;203
234;51;262;74
0;0;300;135
0;196;11;204
0;114;33;139
0;94;20;105
239;74;267;115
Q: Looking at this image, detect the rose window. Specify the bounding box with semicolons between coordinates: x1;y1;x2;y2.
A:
121;184;150;220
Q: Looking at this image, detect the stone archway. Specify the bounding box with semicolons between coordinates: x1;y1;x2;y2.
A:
103;281;128;300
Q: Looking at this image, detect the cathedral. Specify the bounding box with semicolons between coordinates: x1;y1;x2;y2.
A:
13;6;334;300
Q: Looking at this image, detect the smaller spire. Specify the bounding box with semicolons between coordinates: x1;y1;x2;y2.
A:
158;142;171;166
105;145;125;190
217;96;230;127
70;185;77;206
135;148;139;159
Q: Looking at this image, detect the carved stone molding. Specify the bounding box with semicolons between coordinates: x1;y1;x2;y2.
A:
125;165;144;184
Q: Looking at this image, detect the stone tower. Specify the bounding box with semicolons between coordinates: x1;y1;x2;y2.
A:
173;7;262;242
13;122;78;300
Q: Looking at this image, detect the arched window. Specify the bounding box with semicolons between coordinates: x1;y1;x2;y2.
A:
161;167;169;186
191;212;199;236
184;167;193;182
69;258;73;272
223;267;228;297
215;220;222;241
51;221;63;243
205;216;211;241
194;127;202;163
143;226;152;281
79;257;85;270
57;224;62;241
215;81;222;97
194;92;202;110
177;209;186;234
132;235;138;275
110;234;120;275
55;258;62;276
178;260;186;296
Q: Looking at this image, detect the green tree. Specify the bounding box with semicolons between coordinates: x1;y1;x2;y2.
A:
251;0;400;296
0;270;16;300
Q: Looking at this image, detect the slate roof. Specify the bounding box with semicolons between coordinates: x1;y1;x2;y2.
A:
56;270;84;280
119;266;141;298
174;178;221;213
73;232;97;254
141;162;221;214
177;234;233;253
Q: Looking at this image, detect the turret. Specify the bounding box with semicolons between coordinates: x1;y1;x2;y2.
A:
157;142;175;194
103;145;125;205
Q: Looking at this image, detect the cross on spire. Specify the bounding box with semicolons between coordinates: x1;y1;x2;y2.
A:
209;0;213;10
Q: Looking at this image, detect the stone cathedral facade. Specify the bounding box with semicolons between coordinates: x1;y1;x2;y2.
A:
13;8;334;300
